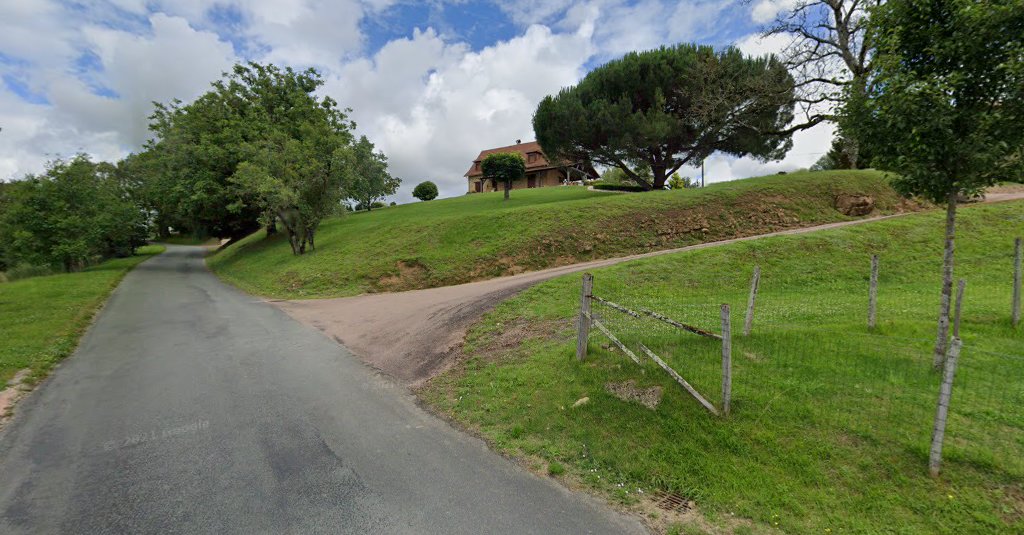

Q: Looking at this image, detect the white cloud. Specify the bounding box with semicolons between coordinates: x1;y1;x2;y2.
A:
80;14;236;144
734;32;790;58
0;9;235;178
243;0;367;68
328;23;595;200
1;0;835;203
750;0;798;24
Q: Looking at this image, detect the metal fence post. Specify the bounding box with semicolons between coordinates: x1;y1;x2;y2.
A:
721;304;732;416
744;266;760;336
868;255;879;329
576;273;594;361
929;337;962;477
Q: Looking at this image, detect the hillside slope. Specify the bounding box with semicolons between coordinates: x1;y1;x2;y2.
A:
422;200;1024;534
209;170;918;299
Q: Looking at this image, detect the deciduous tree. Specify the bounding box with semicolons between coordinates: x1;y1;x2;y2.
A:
760;0;879;166
142;63;355;251
340;136;400;212
481;153;525;201
0;155;148;272
842;0;1024;367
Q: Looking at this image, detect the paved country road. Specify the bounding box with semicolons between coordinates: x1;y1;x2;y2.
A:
0;246;645;534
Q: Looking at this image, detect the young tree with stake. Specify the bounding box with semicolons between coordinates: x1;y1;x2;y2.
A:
843;0;1023;368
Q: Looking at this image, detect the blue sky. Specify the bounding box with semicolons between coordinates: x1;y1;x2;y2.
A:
0;0;832;200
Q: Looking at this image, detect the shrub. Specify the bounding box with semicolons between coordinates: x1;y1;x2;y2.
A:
412;181;439;201
355;201;387;211
5;263;55;282
592;183;646;192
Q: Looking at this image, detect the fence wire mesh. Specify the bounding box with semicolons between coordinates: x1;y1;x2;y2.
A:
582;265;1024;480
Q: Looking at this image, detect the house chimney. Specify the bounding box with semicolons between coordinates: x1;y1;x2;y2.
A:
516;139;521;144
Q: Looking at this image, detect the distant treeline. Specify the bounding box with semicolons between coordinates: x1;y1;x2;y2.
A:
0;62;402;276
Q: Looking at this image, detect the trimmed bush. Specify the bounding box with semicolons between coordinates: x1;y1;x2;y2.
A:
592;183;646;192
412;181;439;201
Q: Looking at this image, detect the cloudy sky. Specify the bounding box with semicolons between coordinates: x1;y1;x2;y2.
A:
0;0;832;201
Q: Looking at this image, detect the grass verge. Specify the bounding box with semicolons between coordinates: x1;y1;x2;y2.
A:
0;245;164;384
208;170;919;299
420;201;1024;534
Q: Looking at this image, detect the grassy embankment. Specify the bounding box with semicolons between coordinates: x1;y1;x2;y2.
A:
208;170;917;299
421;201;1024;534
0;245;164;384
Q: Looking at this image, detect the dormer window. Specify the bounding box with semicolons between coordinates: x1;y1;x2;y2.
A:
474;161;480;170
527;152;538;164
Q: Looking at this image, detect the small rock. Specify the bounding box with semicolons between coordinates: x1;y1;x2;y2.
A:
572;397;590;408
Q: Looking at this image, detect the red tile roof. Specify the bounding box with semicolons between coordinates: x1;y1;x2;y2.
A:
464;141;564;177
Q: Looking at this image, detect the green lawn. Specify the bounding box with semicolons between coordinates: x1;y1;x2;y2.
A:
421;201;1024;534
208;170;916;299
0;245;164;385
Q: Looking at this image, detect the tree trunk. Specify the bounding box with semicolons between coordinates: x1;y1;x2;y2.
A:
504;180;510;200
933;192;957;369
844;136;860;169
651;165;667;190
277;210;300;255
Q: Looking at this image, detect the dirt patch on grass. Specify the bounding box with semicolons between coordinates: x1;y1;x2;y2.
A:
605;380;662;409
998;484;1024;524
0;369;32;431
467;255;531;282
375;259;430;292
472;318;572;362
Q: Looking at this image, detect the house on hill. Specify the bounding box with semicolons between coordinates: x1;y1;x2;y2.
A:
464;140;598;193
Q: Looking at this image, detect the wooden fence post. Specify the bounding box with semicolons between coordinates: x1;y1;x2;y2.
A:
744;266;761;336
929;337;962;477
868;255;879;330
721;304;732;416
953;279;966;338
576;273;594;361
1013;238;1021;328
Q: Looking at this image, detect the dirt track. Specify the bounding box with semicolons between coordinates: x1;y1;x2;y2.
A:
275;192;1024;386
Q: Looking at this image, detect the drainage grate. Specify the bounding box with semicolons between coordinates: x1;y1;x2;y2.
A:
653;491;692;513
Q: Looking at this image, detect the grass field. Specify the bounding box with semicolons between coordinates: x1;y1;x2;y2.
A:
208;170;917;299
0;245;164;385
421;201;1024;534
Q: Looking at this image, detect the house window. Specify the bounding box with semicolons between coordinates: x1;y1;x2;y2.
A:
474;161;480;170
527;152;538;164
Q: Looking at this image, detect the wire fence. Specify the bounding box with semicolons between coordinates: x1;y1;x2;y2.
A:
576;250;1024;479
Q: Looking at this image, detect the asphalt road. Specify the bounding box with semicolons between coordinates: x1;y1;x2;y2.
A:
0;246;644;534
